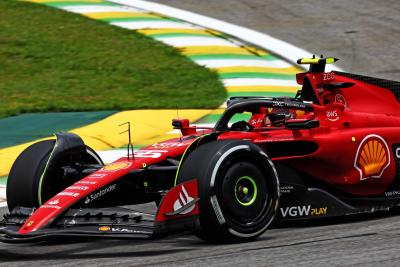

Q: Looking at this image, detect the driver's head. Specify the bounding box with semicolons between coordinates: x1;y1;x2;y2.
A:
267;109;295;127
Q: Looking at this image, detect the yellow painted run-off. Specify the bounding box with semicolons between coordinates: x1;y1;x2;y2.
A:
214;66;300;75
138;28;222;36
0;109;211;177
180;46;270;56
84;12;162;19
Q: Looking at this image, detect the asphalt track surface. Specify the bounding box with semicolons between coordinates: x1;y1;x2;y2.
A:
2;1;400;266
152;0;400;80
2;206;400;267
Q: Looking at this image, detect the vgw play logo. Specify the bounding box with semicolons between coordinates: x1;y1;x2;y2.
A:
280;205;328;218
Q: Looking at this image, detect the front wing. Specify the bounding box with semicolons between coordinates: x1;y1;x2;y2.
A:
0;180;199;243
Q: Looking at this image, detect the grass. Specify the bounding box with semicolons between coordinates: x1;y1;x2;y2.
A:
0;0;226;118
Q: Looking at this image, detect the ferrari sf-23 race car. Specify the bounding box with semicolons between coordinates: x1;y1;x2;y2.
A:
2;56;400;243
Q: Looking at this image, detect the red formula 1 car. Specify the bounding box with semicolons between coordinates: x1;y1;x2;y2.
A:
2;57;400;243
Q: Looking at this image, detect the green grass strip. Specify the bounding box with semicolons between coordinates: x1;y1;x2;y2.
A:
119;145;146;150
0;177;7;186
196;113;252;124
219;72;295;80
196;114;222;124
0;0;226;118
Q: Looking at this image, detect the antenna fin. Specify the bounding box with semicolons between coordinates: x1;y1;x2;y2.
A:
119;122;134;160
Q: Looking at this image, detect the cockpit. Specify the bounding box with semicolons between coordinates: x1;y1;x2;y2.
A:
213;97;317;132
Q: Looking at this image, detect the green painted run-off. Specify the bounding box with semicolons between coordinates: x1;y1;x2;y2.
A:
0;177;7;186
0;111;115;149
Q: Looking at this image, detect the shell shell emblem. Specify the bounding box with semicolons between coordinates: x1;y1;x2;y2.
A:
354;135;390;180
103;162;131;172
98;226;110;232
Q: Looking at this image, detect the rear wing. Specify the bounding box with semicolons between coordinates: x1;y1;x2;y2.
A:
296;57;400;109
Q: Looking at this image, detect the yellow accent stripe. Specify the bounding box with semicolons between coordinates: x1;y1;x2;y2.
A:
214;66;301;75
298;58;320;64
326;57;336;64
0;109;211;177
298;57;337;65
83;12;161;19
138;28;221;36
180;46;269;56
226;85;299;92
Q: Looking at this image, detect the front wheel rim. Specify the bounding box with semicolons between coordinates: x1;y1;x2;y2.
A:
220;160;270;227
234;176;258;206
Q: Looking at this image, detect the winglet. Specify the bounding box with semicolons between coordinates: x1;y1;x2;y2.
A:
297;55;339;72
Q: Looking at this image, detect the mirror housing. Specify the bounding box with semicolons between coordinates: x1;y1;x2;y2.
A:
172;119;196;136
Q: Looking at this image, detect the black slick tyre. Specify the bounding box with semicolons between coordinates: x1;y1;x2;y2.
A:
6;140;102;211
176;140;280;243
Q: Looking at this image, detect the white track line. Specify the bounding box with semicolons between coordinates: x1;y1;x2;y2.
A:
97;149;129;164
194;59;292;68
0;185;6;207
155;36;239;47
222;78;298;87
110;0;343;71
110;21;202;30
62;5;143;13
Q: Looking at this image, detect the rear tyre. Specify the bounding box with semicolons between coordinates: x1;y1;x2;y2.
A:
176;140;279;243
7;140;103;211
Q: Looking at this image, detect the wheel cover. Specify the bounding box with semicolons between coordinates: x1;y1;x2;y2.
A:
220;160;269;226
234;176;258;206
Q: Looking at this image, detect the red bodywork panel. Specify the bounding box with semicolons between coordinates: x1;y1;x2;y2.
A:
18;70;400;234
19;138;196;234
218;71;400;196
155;179;199;222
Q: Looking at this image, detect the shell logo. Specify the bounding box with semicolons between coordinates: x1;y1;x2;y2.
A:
98;226;110;232
354;135;390;180
103;162;131;172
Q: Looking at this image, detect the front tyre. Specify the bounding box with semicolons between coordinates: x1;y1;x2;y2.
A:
177;140;279;243
7;140;103;211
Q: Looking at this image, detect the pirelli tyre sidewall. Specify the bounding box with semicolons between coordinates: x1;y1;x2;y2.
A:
177;140;280;242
